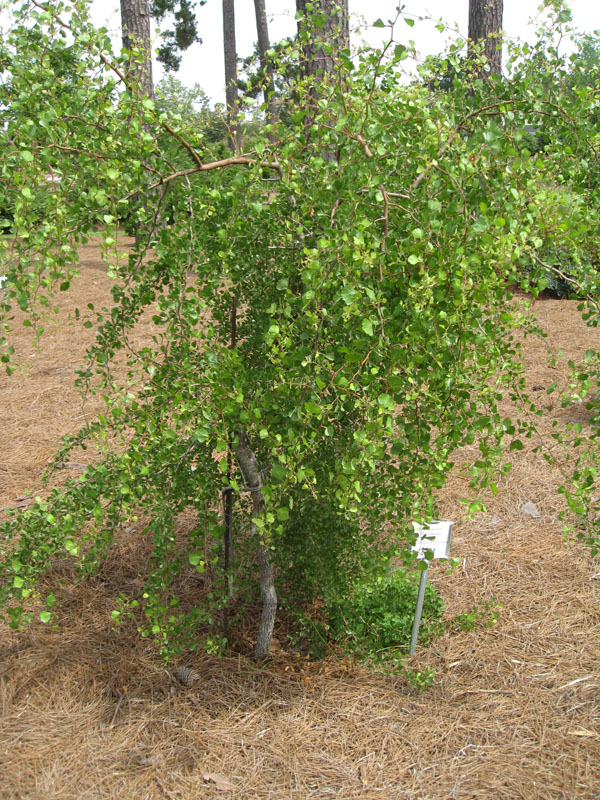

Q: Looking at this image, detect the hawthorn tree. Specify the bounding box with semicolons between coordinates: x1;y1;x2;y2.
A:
1;0;600;662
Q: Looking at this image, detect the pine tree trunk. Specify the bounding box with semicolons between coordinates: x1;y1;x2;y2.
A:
253;0;276;122
222;0;239;150
468;0;503;75
295;0;349;81
295;0;348;162
235;432;277;660
121;0;154;240
120;0;154;97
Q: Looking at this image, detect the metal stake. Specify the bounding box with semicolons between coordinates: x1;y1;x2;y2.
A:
410;566;429;657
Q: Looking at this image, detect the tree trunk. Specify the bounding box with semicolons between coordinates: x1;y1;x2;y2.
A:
468;0;503;76
222;0;239;150
120;0;154;97
121;0;155;240
295;0;349;82
235;431;277;660
253;0;276;122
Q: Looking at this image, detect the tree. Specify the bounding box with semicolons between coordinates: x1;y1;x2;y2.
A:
567;35;600;92
151;0;201;72
295;0;349;82
222;0;239;148
468;0;503;75
155;75;227;146
253;0;276;121
2;1;600;666
121;0;154;96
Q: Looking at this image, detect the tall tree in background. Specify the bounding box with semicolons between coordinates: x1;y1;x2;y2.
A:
468;0;503;75
223;0;239;148
121;0;154;96
253;0;275;120
150;0;200;71
295;0;349;82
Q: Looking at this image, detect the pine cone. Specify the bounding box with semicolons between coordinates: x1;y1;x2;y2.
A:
174;666;199;687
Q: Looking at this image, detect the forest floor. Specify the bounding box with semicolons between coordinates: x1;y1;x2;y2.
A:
1;238;599;799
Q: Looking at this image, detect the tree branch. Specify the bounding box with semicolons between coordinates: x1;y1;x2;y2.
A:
117;156;281;202
30;0;204;168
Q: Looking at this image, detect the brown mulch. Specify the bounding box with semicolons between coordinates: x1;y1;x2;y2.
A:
0;241;599;799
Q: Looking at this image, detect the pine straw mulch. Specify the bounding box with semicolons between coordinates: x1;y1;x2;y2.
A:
1;240;599;799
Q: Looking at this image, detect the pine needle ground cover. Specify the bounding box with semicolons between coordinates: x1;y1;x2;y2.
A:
1;244;598;799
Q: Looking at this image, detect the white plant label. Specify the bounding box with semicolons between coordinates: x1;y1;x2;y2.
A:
411;520;453;561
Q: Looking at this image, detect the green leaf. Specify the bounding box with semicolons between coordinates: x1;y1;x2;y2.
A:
271;463;286;481
341;286;357;305
362;318;374;336
39;611;52;624
194;427;210;442
377;394;394;410
189;554;204;573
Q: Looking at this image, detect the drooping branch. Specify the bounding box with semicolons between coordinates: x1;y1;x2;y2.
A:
30;0;202;168
121;155;281;200
235;430;277;660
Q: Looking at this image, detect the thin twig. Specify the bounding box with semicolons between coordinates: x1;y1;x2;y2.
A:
411;102;506;192
109;690;126;727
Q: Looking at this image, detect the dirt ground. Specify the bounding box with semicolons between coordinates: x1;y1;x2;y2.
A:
1;240;599;799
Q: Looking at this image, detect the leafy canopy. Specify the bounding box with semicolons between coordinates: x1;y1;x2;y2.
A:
1;0;600;657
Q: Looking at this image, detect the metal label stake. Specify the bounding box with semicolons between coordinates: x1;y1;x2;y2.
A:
409;520;453;657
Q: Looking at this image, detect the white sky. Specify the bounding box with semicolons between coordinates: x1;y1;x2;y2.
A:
8;1;600;103
86;0;600;103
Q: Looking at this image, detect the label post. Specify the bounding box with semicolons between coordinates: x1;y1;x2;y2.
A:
409;520;453;657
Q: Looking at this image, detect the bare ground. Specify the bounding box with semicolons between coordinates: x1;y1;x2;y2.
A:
0;240;599;799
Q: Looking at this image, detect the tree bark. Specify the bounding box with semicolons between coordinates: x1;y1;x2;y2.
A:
235;431;277;660
468;0;503;76
253;0;276;122
222;0;239;150
120;0;154;97
295;0;349;82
